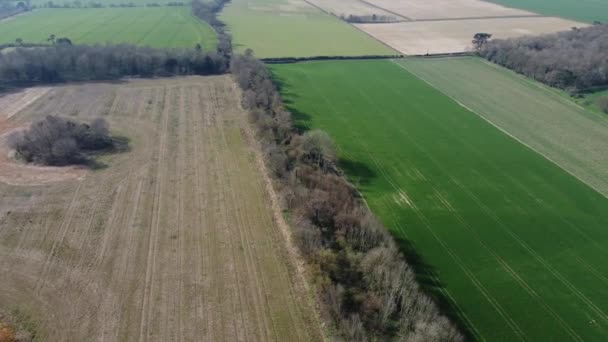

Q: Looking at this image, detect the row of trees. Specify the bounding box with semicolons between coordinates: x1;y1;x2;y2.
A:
0;44;228;85
480;24;608;92
8;116;113;165
192;0;232;61
231;50;463;341
340;14;399;23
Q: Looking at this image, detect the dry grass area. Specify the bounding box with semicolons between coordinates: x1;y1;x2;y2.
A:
363;0;535;20
357;16;585;55
0;76;322;341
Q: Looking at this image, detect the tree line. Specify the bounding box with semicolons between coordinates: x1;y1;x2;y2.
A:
340;14;399;23
191;0;232;61
231;50;463;341
0;44;228;86
480;24;608;93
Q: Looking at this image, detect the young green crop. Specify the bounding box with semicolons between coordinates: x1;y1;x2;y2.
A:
220;0;395;58
272;59;608;341
398;56;608;198
0;7;217;50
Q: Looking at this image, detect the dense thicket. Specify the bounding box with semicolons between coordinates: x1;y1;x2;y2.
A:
9;116;113;165
192;0;232;60
231;50;463;341
0;44;227;85
480;25;608;92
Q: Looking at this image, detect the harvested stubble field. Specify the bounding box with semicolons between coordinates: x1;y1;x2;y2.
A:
398;57;608;198
356;16;585;55
0;76;322;341
0;7;217;49
484;0;608;23
272;60;608;341
363;0;535;20
220;0;395;58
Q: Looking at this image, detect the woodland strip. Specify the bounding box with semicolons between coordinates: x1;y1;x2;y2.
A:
231;50;463;341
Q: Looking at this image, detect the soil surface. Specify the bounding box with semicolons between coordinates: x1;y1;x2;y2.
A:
0;76;323;341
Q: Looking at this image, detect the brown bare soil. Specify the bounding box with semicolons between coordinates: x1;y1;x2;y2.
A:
0;76;323;341
357;16;586;55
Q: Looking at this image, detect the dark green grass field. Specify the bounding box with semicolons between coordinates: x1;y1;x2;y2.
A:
483;0;608;23
0;7;217;49
271;60;608;341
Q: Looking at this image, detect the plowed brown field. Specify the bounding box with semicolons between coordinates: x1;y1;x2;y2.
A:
0;76;323;341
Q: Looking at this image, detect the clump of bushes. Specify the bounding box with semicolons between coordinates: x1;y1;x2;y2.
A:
231;50;463;341
8;116;114;166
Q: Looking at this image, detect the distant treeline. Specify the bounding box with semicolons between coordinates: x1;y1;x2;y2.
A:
480;24;608;93
262;54;403;64
0;44;227;86
341;14;399;23
231;50;463;341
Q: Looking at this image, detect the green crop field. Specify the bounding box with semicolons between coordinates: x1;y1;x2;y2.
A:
23;0;187;7
398;57;608;198
0;7;217;49
483;0;608;23
271;60;608;341
220;0;395;58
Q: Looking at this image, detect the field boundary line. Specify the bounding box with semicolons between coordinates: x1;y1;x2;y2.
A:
396;60;608;326
298;0;404;55
405;14;545;22
393;60;608;200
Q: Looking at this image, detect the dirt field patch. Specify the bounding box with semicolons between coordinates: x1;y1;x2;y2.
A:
0;76;322;341
356;16;585;55
364;0;535;20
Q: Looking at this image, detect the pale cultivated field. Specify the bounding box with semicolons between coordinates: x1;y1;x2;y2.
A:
399;57;608;198
0;77;322;341
305;0;401;20
357;17;586;55
364;0;535;20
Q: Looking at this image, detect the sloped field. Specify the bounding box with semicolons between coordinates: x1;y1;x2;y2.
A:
0;7;217;49
272;60;608;341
